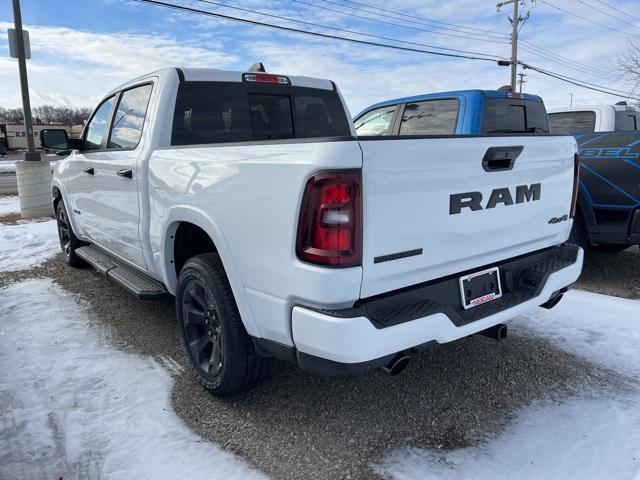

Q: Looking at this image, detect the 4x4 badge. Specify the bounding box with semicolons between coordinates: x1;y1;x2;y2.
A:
548;215;569;224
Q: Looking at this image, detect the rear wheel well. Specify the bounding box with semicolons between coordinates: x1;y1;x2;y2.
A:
173;222;217;277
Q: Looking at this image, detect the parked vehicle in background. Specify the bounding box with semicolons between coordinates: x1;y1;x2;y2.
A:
353;89;549;136
549;103;640;251
548;102;640;134
43;67;582;396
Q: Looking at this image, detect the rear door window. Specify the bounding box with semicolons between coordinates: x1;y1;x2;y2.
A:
482;98;549;134
354;106;396;136
108;84;153;149
548;111;596;135
399;99;459;135
171;82;350;145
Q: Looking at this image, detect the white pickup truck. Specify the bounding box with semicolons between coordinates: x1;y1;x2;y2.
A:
42;66;583;396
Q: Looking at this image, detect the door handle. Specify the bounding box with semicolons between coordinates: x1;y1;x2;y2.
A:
117;169;133;179
82;167;94;175
482;146;523;172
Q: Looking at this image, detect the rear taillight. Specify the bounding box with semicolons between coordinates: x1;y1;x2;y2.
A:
570;153;580;218
296;170;362;267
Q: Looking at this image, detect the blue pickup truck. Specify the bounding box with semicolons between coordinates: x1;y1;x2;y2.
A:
353;89;550;136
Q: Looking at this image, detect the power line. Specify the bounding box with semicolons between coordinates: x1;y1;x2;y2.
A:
338;0;510;38
197;0;505;59
291;0;508;46
588;0;640;24
133;0;503;62
133;0;640;101
311;0;507;41
573;0;637;26
519;44;633;85
519;39;628;81
520;61;640;100
538;0;640;40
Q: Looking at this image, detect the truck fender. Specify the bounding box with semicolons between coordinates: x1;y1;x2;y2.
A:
577;187;598;234
51;178;82;238
159;206;261;338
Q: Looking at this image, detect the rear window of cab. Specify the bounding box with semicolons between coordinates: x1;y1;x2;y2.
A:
481;98;549;134
171;81;351;145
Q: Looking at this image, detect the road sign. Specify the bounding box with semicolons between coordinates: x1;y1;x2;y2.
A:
8;28;31;59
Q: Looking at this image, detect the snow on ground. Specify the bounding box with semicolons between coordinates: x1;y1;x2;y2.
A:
0;161;18;174
378;290;640;480
0;195;19;216
0;217;58;271
0;159;57;174
0;279;267;480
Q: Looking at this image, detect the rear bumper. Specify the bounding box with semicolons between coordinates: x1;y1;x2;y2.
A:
291;244;583;366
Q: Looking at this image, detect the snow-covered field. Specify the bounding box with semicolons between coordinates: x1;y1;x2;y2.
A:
0;279;266;480
0;195;19;216
378;291;640;480
0;219;58;271
0;195;58;271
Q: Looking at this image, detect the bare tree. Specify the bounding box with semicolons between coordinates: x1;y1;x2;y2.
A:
1;105;92;125
33;105;57;124
0;107;25;123
617;42;640;93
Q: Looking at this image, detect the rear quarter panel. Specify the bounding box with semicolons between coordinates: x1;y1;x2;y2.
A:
148;140;363;345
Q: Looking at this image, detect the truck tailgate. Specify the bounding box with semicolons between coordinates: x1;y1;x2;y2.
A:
359;135;577;298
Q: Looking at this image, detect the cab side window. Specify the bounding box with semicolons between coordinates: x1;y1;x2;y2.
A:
84;96;116;150
354;106;396;136
109;84;153;149
399;99;459;135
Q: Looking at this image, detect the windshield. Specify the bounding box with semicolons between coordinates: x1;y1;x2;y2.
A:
172;81;351;145
482;98;549;134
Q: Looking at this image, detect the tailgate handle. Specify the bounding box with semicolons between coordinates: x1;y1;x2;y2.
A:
482;146;523;172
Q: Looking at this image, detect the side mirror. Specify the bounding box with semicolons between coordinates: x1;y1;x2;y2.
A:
40;129;70;155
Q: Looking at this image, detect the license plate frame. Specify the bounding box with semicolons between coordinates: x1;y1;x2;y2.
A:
459;266;502;310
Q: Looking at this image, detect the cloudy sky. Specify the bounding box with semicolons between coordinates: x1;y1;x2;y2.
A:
0;0;638;116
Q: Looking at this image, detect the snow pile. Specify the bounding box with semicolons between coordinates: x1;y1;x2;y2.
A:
0;279;267;480
0;160;57;174
0;195;20;216
0;161;18;174
0;219;59;271
378;291;640;480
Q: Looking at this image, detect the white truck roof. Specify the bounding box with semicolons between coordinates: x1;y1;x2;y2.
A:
105;67;335;98
548;103;640;132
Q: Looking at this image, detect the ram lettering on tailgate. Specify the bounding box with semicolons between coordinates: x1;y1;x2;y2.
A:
449;183;541;214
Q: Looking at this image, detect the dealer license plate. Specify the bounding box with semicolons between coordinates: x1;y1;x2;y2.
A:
459;266;502;310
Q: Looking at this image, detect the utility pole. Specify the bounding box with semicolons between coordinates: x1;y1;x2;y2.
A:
497;0;528;91
569;93;574;107
10;0;52;219
517;73;527;93
12;0;38;159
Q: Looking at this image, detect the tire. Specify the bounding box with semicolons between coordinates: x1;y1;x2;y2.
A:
55;199;85;268
591;243;628;253
176;253;272;396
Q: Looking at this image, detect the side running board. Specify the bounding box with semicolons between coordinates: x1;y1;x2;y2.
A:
75;245;168;300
